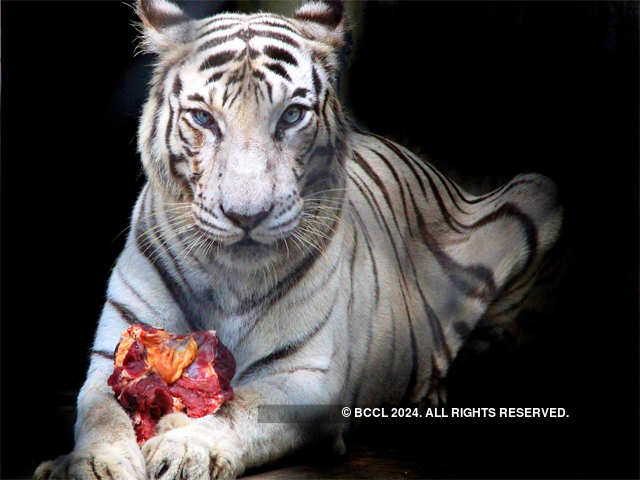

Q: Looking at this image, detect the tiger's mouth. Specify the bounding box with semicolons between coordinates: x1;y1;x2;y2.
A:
223;232;279;256
189;201;307;268
232;237;262;248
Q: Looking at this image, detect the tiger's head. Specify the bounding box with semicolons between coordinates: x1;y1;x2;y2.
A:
136;0;350;270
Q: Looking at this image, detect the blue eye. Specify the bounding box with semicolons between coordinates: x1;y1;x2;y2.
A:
279;105;305;127
191;109;215;128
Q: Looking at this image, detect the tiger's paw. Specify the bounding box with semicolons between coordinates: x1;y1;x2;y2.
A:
142;423;244;480
34;440;145;480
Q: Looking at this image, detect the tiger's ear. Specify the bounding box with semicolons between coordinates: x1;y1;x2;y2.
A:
135;0;194;54
293;0;348;48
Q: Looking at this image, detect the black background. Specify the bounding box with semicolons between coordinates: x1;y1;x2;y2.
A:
1;1;638;478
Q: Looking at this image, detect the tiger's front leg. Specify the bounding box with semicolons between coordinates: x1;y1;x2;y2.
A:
143;371;342;480
34;361;146;480
35;233;190;479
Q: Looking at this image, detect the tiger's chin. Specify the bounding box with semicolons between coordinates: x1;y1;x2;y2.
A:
210;235;296;272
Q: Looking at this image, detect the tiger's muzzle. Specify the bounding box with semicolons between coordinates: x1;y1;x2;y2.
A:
221;204;274;232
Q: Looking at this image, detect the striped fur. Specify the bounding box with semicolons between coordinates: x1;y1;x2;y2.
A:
35;1;562;479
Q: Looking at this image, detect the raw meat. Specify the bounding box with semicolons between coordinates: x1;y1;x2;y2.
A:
107;325;235;443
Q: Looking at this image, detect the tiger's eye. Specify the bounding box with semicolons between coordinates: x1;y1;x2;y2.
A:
191;110;215;128
280;105;304;126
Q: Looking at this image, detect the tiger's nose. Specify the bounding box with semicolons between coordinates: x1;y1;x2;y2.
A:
222;205;273;231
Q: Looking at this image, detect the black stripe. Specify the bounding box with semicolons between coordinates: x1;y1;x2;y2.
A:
254;83;264;103
226;65;245;85
166;98;189;191
418;161;466;233
194;213;225;233
312;51;335;78
487;178;539;204
385;288;398;391
207;72;224;84
147;88;161;154
368;147;415;238
222;88;231;108
165;96;177;167
299;118;320;161
172;75;182;96
367;133;427;199
255;20;301;36
408;192;497;302
312;67;321;97
274;235;342;306
263;45;298;66
236;249;321;317
164;93;173;154
387;142;467;233
348;203;380;307
352;295;374;407
399;289;419;405
264;63;291;82
427;166;470;214
187;93;205;103
227;87;242;109
250;29;300;48
91;349;114;360
236;300;336;383
197;22;241;40
321;91;331;136
199;51;237;71
198;15;244;31
341;227;358;397
470;203;538;294
177;125;190;146
352;151;402;237
197;34;239;53
194;201;219;219
248;46;260;59
249;14;298;27
265;80;273;103
367;133;473;232
438;165;513;205
107;298;147;326
89;457;100;480
292;87;309;99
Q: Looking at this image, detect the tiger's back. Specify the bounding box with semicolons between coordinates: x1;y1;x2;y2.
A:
340;131;561;408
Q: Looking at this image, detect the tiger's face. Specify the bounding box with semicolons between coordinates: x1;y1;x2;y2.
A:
137;1;349;270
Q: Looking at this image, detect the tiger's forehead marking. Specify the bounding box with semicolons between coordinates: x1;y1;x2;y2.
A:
194;13;306;63
176;13;316;108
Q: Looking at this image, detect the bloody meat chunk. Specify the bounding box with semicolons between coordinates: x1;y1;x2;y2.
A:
107;325;235;443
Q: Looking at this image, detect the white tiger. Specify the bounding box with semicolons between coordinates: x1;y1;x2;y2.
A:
35;1;562;479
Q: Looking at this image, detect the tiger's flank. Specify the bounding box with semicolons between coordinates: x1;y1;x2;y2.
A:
35;1;562;479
